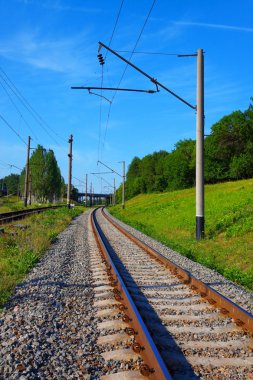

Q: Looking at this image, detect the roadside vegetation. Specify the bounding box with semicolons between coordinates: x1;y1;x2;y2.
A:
0;206;83;308
0;145;79;205
116;101;253;201
0;195;61;213
110;178;253;290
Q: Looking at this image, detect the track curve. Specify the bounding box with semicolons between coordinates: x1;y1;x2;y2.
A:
92;207;253;379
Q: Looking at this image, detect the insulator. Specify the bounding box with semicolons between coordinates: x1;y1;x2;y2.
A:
97;53;105;65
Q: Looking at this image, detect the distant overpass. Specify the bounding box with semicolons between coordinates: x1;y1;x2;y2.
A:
77;192;112;205
77;192;111;199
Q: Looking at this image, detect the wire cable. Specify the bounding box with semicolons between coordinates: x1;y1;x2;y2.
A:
0;78;39;142
102;0;157;149
115;50;181;56
0;68;68;153
0;114;27;145
99;0;125;156
113;0;157;97
97;65;104;161
0;159;23;171
105;0;125;59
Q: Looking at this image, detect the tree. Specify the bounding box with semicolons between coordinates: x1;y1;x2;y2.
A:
19;145;64;203
29;145;46;201
44;149;62;202
164;140;195;190
205;105;253;182
117;100;253;201
0;174;20;195
125;157;142;198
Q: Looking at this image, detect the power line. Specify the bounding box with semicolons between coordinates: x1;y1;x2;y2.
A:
112;0;157;97
98;0;125;159
73;176;86;185
102;0;157;149
0;78;39;142
105;0;125;59
115;50;180;56
0;159;23;172
98;65;104;161
0;114;27;145
0;68;68;153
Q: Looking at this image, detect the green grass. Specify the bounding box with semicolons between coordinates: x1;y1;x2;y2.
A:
0;206;84;308
110;179;253;290
0;195;27;212
0;195;70;213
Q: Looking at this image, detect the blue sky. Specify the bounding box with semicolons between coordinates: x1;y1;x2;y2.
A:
1;0;253;194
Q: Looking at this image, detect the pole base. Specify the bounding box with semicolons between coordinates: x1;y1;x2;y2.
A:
196;216;204;240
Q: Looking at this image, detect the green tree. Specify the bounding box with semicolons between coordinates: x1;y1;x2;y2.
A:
44;149;62;202
164;140;195;190
29;145;46;201
19;145;64;203
205;105;253;182
0;174;20;195
125;157;142;198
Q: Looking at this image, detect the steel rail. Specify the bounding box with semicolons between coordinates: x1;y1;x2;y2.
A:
91;208;173;380
0;205;65;225
102;208;253;334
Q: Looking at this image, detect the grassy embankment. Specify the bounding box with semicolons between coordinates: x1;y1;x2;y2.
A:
110;179;253;290
0;195;62;213
0;206;84;308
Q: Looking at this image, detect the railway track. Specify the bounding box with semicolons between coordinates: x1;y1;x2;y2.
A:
0;205;65;225
91;207;253;379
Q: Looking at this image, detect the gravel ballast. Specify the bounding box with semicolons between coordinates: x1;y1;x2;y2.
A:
105;209;253;315
1;208;252;379
0;212;107;379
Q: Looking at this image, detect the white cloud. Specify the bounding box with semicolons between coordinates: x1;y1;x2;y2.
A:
175;21;253;33
0;31;95;77
17;0;102;13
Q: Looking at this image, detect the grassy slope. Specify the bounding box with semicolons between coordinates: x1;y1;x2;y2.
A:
0;195;65;213
110;179;253;290
0;206;84;308
0;195;28;213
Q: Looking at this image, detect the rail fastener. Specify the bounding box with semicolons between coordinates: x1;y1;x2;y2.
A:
102;207;253;335
91;208;173;380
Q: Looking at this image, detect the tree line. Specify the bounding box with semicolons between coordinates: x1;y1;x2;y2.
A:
116;101;253;201
0;145;65;203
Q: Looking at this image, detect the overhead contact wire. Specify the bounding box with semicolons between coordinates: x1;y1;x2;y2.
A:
102;0;156;149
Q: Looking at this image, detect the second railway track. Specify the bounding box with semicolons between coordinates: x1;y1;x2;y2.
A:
91;207;253;379
0;205;65;225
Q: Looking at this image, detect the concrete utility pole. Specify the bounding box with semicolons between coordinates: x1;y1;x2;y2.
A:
85;174;88;207
113;178;116;206
28;170;32;205
92;43;205;238
122;161;125;209
90;182;92;207
24;135;31;207
196;49;205;240
67;134;73;208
